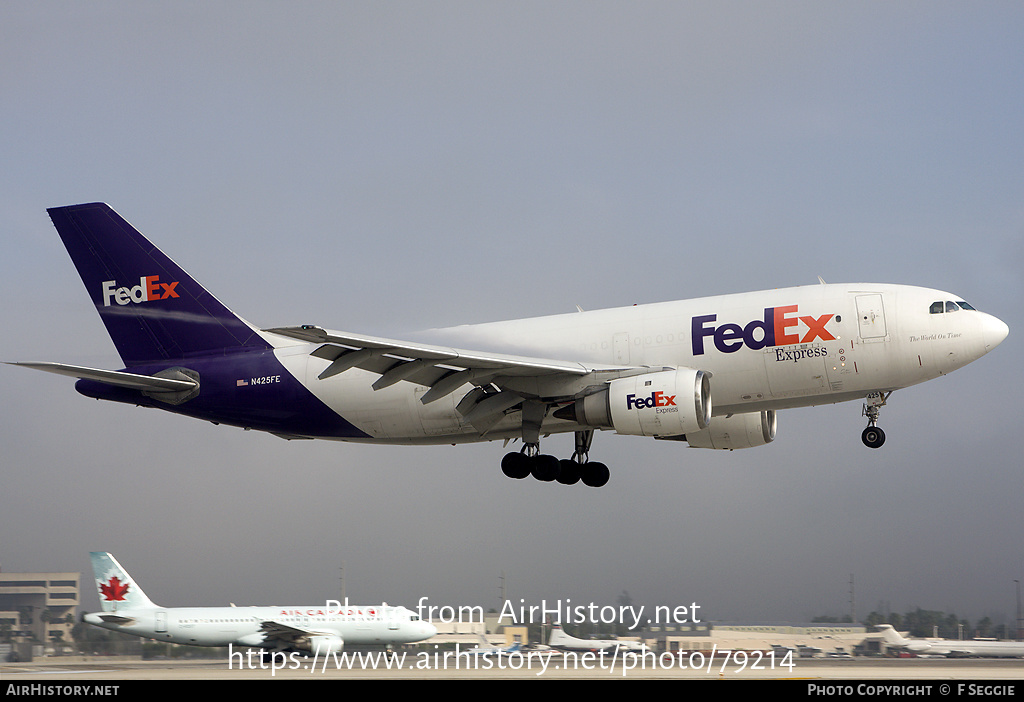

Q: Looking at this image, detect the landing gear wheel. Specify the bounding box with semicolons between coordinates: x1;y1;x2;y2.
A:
861;392;891;449
581;461;610;488
530;454;560;482
500;428;610;487
861;426;885;449
556;459;581;485
501;452;531;479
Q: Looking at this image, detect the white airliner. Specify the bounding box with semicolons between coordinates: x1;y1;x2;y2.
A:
462;635;523;657
82;552;436;654
12;204;1009;487
876;624;1024;658
548;624;646;654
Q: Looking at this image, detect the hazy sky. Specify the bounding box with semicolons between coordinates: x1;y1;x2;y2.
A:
2;2;1021;629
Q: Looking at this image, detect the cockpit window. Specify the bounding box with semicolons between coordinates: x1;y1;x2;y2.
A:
931;300;977;314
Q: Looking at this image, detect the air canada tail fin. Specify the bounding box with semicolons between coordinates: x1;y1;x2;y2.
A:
89;552;159;611
48;203;270;367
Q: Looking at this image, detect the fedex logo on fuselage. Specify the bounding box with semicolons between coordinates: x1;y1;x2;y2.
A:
101;276;180;307
692;305;835;355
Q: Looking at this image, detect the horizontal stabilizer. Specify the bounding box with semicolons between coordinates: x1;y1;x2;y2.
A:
96;613;136;625
7;362;197;392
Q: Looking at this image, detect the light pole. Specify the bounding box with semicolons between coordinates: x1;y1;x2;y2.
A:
1015;579;1022;641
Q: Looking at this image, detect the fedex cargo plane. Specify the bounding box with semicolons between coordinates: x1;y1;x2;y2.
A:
11;203;1008;487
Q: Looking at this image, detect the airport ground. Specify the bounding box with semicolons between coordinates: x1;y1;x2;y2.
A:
3;655;1023;681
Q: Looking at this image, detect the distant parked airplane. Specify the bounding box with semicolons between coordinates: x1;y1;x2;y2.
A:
876;624;1024;658
461;634;523;657
548;624;645;654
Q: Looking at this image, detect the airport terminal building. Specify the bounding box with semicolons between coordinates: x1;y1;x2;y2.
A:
0;567;80;656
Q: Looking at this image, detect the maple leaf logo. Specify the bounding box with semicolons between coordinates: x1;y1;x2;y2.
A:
99;576;130;601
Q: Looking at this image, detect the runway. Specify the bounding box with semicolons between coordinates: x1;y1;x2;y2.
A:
4;655;1023;681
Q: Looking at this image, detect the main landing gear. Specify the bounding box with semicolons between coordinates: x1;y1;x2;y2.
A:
861;391;891;449
500;430;609;487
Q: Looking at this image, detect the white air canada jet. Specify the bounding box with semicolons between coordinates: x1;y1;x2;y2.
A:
82;552;436;655
876;624;1024;658
12;204;1009;487
548;625;646;654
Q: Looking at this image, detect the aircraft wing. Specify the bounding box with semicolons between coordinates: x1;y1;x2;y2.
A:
263;325;639;435
265;325;592;379
259;620;332;645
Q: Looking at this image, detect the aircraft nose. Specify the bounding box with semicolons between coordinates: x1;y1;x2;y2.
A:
982;314;1009;352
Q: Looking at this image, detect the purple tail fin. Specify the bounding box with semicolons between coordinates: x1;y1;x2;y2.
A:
48;203;270;367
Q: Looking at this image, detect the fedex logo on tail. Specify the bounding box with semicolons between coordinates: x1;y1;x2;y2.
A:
692;305;835;355
101;276;180;307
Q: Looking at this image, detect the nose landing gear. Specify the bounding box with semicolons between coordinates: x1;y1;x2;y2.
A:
861;391;891;449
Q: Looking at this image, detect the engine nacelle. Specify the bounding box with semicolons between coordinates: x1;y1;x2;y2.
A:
305;634;344;656
685;410;776;450
564;369;712;437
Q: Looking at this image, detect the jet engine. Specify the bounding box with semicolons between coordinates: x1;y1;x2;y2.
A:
558;369;712;437
684;410;776;450
305;634;344;656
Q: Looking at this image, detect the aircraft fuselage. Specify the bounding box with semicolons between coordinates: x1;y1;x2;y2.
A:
75;282;1006;444
83;604;435;648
